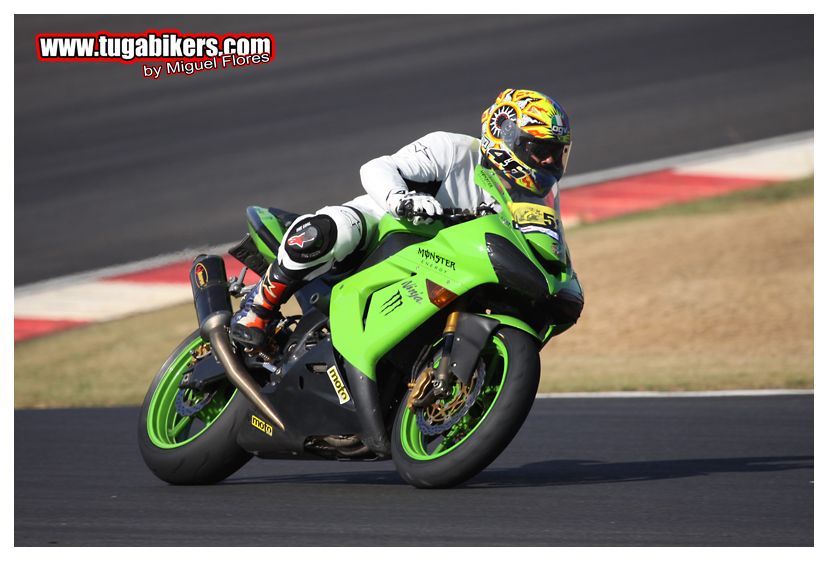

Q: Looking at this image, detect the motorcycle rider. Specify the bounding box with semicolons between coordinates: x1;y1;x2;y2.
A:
230;88;584;350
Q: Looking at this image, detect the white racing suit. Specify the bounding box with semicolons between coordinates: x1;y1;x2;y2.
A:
278;130;497;278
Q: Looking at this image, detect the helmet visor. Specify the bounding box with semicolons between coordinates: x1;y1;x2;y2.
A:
512;135;570;179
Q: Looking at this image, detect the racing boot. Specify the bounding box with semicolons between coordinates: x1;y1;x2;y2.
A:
229;265;296;351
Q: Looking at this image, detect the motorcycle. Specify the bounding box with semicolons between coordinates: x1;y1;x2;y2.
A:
138;165;583;489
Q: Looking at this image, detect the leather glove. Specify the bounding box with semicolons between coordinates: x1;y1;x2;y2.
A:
386;190;443;225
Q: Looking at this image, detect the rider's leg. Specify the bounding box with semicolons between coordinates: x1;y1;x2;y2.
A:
230;200;379;349
228;262;298;349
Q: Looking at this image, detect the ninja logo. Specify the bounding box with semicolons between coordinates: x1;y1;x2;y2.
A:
401;280;423;303
380;290;403;315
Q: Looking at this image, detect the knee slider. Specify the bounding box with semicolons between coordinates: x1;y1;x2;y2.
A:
282;214;338;264
317;205;366;261
278;206;366;280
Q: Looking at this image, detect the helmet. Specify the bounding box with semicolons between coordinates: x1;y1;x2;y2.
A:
480;88;572;197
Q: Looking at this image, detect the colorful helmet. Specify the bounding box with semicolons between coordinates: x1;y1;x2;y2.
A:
480;88;572;196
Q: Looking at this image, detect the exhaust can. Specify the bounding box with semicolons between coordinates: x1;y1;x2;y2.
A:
190;254;233;326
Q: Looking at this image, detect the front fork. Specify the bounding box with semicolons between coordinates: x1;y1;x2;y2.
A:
432;311;461;399
408;309;500;409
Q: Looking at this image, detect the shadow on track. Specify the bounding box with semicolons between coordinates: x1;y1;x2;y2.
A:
468;455;813;488
221;455;813;488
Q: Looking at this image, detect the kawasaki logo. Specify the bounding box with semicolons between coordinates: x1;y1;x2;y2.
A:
250;414;273;437
417;248;456;270
327;366;351;405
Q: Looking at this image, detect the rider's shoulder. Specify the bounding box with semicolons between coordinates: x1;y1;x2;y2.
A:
420;131;477;146
414;131;479;157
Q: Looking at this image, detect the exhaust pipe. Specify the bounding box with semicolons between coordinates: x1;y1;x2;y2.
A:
190;255;286;432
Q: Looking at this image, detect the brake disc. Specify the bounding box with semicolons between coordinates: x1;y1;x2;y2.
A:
174;388;216;417
415;363;485;436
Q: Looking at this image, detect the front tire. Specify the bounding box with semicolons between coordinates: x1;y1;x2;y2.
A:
392;327;540;488
138;330;252;485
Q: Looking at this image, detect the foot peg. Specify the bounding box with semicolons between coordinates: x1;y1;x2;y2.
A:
229;324;267;351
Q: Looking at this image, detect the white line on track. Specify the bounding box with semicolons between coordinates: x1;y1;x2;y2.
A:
560;129;813;188
14;242;235;297
536;389;814;399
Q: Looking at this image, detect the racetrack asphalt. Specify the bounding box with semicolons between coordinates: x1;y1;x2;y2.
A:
14;395;813;546
14;14;814;284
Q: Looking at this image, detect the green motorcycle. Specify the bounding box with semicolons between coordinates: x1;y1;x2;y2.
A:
138;165;583;489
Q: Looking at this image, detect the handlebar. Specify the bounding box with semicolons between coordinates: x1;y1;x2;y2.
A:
396;200;497;225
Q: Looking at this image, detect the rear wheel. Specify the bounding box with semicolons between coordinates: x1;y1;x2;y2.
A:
392;327;540;488
138;330;252;485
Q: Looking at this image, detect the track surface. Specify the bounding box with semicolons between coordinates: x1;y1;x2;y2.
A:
14;15;813;284
15;395;813;546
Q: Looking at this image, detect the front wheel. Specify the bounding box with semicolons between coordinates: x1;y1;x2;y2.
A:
392;327;540;488
138;330;252;485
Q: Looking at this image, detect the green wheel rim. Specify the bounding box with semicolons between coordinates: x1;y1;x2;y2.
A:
146;337;237;449
399;335;509;461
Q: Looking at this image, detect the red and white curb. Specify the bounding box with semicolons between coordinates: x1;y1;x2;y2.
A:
558;132;814;225
14;256;260;341
14;132;813;343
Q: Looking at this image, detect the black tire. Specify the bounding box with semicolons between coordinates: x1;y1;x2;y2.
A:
138;330;253;485
392;327;540;489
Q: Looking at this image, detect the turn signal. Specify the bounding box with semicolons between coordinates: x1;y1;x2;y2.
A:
426;279;458;309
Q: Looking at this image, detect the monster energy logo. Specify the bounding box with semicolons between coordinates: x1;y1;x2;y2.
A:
417;248;456;270
380;290;403;315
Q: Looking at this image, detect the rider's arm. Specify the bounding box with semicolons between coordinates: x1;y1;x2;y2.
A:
359;131;454;212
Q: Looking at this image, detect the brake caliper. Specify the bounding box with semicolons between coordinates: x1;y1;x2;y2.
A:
407;366;436;410
175;343;216;417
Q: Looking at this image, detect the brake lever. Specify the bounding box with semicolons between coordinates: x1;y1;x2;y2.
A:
440;208;479;225
396;203;483;225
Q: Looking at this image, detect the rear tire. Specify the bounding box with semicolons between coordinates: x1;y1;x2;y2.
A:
392;327;540;489
138;330;252;485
